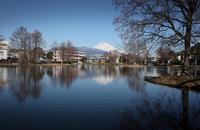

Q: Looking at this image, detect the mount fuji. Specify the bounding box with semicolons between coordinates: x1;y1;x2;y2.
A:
77;42;117;56
94;42;116;52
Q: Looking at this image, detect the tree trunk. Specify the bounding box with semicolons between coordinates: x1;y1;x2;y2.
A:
184;40;190;68
184;10;193;68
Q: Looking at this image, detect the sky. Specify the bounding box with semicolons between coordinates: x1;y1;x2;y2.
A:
0;0;121;49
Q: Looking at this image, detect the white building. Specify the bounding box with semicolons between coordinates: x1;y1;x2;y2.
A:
0;41;9;60
52;50;86;62
53;50;62;62
70;51;86;61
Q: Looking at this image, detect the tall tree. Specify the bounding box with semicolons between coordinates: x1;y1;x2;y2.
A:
10;26;32;63
65;41;77;63
10;27;45;63
60;42;68;63
59;41;77;63
113;0;200;68
31;30;44;62
125;40;147;64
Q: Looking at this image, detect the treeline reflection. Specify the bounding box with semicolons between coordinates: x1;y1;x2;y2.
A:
114;88;200;130
0;65;199;129
7;66;44;102
0;65;147;102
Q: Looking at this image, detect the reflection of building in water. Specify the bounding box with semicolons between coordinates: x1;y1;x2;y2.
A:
48;65;146;91
0;68;8;86
49;65;122;86
52;66;63;78
93;75;115;85
49;65;81;88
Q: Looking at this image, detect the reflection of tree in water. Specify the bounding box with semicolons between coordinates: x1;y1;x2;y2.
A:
46;65;79;88
80;65;146;92
8;66;44;102
114;89;200;130
121;67;146;93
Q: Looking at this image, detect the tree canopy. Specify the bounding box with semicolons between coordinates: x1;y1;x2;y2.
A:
113;0;200;67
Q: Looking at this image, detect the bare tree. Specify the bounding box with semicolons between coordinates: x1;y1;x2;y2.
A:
157;46;177;64
120;53;134;64
60;42;68;63
10;26;32;63
104;52;118;63
31;30;44;62
125;40;147;64
65;41;77;63
59;41;77;63
10;27;45;63
113;0;200;68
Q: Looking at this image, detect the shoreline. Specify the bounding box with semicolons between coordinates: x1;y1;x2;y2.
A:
0;63;199;70
0;62;145;67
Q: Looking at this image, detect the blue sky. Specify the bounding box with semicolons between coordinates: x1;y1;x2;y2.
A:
0;0;121;48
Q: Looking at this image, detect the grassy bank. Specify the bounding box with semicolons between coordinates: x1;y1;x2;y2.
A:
145;75;200;88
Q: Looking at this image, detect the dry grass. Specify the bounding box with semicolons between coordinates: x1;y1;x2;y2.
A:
145;75;200;88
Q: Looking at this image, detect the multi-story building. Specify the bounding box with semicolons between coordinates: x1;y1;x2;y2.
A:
0;41;9;60
52;50;62;62
52;49;86;62
69;51;86;61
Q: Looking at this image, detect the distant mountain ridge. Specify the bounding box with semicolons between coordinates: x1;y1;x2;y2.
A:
77;47;105;56
77;42;118;56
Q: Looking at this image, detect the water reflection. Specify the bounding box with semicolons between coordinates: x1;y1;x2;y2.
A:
120;67;146;93
145;66;200;77
0;65;147;102
46;65;79;88
114;88;200;130
0;65;199;129
0;68;9;93
93;75;115;85
7;66;45;102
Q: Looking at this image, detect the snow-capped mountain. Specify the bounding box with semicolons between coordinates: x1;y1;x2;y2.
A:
77;47;105;56
94;42;116;52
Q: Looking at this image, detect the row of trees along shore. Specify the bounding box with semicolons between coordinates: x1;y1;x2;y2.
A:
10;26;44;63
113;0;200;70
0;26;77;64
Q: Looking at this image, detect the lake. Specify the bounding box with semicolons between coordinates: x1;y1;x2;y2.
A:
0;64;199;130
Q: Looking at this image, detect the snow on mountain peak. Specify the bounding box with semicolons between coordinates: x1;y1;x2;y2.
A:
94;42;116;52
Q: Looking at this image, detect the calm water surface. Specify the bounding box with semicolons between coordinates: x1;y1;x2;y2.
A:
0;65;199;130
